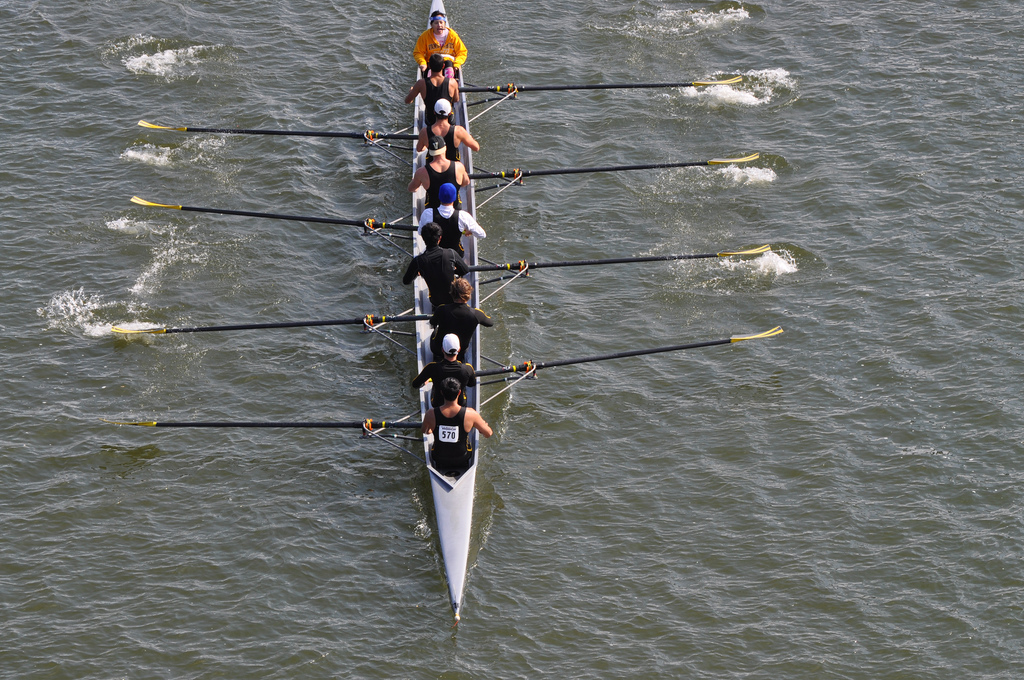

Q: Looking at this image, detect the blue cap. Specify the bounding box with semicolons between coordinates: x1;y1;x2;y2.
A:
439;183;457;205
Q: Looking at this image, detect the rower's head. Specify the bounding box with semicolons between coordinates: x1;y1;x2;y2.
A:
429;11;447;31
439;182;457;206
427;135;447;159
421;221;442;247
434;99;453;123
428;53;444;75
450;276;472;304
440;377;461;403
442;334;461;360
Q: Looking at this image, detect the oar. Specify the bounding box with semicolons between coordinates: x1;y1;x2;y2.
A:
468;153;759;181
102;418;422;429
475;327;783;377
129;196;416;232
468;245;771;273
111;313;429;335
138;120;418;140
460;76;742;93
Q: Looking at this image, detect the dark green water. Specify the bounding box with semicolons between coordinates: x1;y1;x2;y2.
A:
4;0;1023;677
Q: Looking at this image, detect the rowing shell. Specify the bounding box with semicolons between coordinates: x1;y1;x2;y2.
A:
411;0;481;622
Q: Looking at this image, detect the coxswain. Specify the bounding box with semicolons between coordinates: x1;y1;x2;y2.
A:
422;377;492;478
402;221;469;307
419;183;485;257
413;10;467;76
412;334;477;407
429;277;493;363
409;135;469;210
405;53;460;126
417;99;480;163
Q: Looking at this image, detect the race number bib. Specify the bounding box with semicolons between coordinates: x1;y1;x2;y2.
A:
437;425;459;443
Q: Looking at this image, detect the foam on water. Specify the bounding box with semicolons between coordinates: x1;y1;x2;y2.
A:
120;143;174;166
604;6;749;39
681;68;794;107
130;241;208;297
37;288;123;337
106;217;165;236
715;164;777;184
123;45;217;79
720;249;798;275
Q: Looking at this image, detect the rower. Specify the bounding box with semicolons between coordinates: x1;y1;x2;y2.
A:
419;183;485;257
403;221;469;307
412;334;476;407
421;377;492;478
405;53;460;126
413;10;467;77
409;135;470;210
429;277;493;363
417;99;479;162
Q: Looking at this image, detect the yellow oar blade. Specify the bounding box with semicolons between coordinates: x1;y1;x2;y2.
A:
130;196;182;210
731;326;784;343
101;418;158;426
717;244;772;257
138;120;186;131
111;325;168;334
692;76;743;87
708;152;760;165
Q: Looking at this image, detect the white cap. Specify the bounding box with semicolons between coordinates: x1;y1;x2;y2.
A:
434;99;452;116
442;334;460;355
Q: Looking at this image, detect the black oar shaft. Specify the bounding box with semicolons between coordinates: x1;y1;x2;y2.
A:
169;126;417;140
461;82;701;93
468;253;715;273
178;204;365;227
476;338;733;377
469;159;708;180
164;314;429;334
141;421;423;429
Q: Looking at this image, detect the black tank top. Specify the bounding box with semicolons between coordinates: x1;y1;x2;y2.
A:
433;208;464;256
425;161;461;210
429;121;459;162
431;405;472;473
423;76;453;126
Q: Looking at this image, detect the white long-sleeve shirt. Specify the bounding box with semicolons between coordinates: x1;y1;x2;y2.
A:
418;205;486;240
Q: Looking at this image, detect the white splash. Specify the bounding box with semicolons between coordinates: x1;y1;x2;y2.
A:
683;68;794;107
38;288;120;337
120;143;174;166
106;217;164;235
124;45;212;78
130;241;207;297
687;7;750;29
721;250;798;275
716;165;777;184
745;67;796;90
685;83;762;106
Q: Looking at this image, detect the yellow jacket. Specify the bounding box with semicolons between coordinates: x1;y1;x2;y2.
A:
414;27;467;69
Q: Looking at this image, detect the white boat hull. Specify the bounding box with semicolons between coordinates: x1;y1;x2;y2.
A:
412;0;481;621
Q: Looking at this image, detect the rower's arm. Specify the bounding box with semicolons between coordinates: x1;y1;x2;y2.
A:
456;127;480;153
404;80;424;104
469;409;492;438
409;168;427;192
